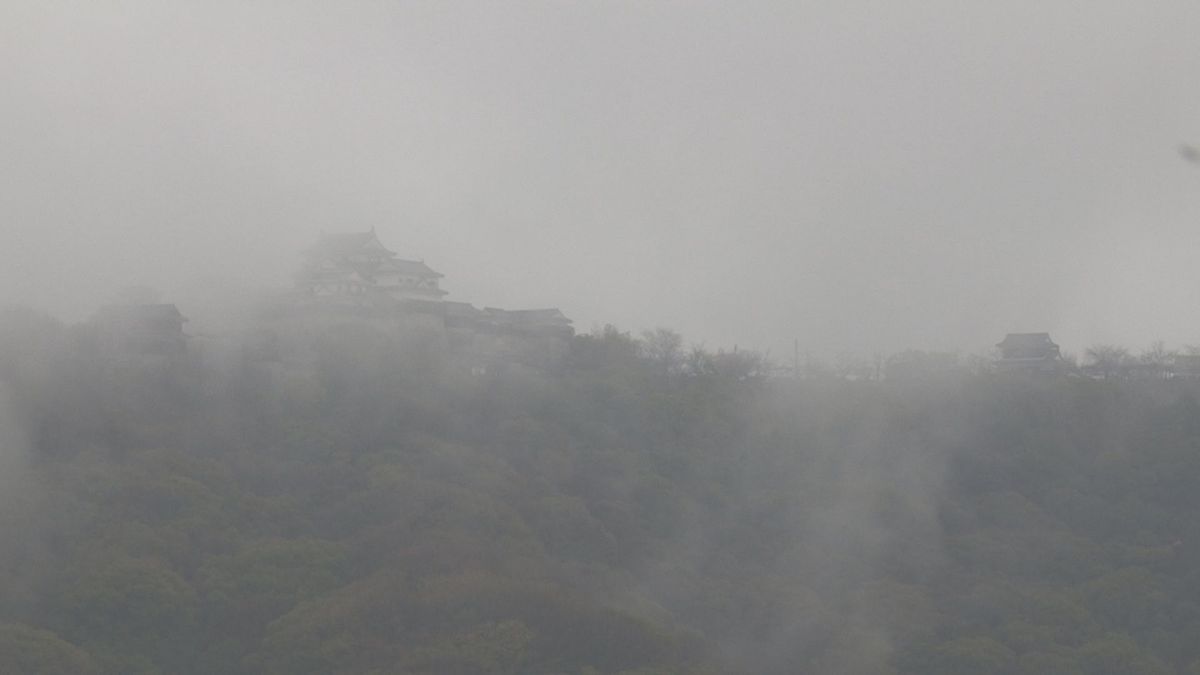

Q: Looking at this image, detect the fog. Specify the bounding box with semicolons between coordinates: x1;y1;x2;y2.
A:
9;6;1200;672
5;2;1200;357
0;382;31;510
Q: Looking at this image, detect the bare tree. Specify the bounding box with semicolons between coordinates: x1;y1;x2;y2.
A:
1139;341;1176;379
1084;344;1131;379
833;351;871;381
640;328;685;375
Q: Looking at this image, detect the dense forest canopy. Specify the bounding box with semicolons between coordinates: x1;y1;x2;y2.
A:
2;305;1200;674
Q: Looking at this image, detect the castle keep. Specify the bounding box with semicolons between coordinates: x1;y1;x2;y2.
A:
274;229;573;368
298;229;447;303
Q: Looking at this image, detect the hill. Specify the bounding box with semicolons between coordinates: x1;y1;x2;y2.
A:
1;306;1199;674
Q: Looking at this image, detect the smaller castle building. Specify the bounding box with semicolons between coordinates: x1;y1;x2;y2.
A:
92;303;188;355
996;333;1060;373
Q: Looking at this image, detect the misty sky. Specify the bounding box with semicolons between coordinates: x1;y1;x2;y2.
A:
4;2;1200;358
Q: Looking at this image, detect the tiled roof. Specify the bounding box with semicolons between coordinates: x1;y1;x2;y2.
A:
997;333;1057;349
377;258;443;278
308;230;393;259
95;303;186;323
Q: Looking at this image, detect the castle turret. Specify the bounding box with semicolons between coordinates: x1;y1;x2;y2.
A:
298;230;446;302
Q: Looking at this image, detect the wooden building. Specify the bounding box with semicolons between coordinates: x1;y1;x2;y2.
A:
995;333;1061;373
283;230;574;371
297;229;447;303
92;303;188;355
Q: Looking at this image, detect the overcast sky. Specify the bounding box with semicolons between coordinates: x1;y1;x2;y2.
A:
4;1;1200;358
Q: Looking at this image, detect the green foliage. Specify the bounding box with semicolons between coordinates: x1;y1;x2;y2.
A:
405;619;536;674
0;623;97;674
925;636;1016;674
5;309;1200;672
56;556;197;643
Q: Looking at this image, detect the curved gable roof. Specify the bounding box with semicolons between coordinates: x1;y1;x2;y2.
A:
308;230;394;260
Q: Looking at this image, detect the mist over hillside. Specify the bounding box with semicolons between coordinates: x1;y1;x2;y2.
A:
0;301;1199;673
6;2;1200;673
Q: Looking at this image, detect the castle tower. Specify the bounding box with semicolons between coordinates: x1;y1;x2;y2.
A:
297;229;447;302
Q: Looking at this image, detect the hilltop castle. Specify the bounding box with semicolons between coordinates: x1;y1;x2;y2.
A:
995;333;1061;373
270;229;574;368
291;228;571;333
87;229;573;369
297;228;448;304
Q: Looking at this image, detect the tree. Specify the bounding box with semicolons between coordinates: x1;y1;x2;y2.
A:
1076;633;1173;675
640;328;685;375
922;636;1016;674
53;555;198;667
1138;341;1176;379
1084;345;1131;379
0;623;97;675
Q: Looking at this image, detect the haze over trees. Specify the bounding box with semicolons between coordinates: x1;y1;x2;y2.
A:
7;3;1200;673
2;304;1200;674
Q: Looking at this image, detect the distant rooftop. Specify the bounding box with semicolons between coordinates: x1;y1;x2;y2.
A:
997;333;1058;350
996;333;1061;371
378;258;443;279
307;229;394;260
95;303;187;324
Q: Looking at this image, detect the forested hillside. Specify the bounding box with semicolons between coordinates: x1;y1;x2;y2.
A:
3;307;1200;674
